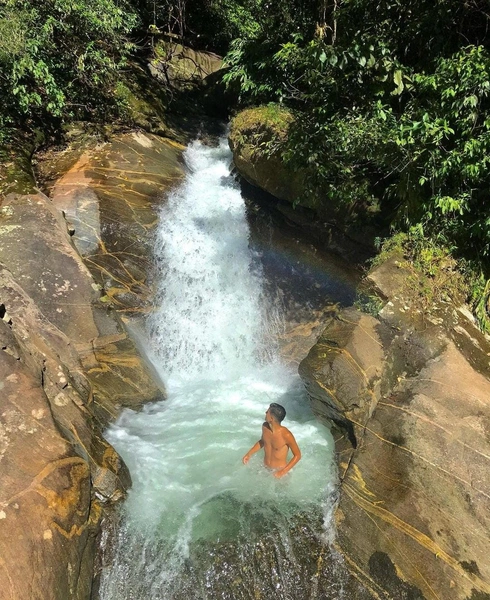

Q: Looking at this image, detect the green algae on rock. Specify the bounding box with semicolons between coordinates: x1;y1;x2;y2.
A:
229;105;305;205
228;105;382;259
0;135;37;200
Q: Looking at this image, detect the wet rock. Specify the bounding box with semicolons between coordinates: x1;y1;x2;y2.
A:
49;131;185;315
299;307;388;476
0;318;100;600
0;192;164;415
0;343;98;600
0;184;168;598
336;338;490;600
299;261;490;599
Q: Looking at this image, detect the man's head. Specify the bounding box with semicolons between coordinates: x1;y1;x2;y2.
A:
268;403;286;423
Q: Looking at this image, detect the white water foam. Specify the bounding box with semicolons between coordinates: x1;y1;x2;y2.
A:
99;139;338;600
148;138;274;384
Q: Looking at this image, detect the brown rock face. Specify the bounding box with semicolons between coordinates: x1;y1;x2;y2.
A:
0;191;141;598
0;337;97;600
0;191;165;420
299;308;388;478
50;131;184;314
0;129;184;599
299;261;490;600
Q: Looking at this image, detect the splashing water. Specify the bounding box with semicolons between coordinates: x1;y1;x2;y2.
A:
99;139;340;600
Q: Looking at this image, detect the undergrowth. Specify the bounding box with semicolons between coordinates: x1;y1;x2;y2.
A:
369;230;490;333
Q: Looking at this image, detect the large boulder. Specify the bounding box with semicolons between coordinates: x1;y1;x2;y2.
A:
48;130;184;316
146;38;231;118
299;258;490;599
0;191;165;421
228;106;379;260
0;194;135;599
0;128;185;599
298;308;388;477
149;37;223;89
229;106;303;205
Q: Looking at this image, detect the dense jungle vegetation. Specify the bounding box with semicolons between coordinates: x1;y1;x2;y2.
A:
1;0;489;325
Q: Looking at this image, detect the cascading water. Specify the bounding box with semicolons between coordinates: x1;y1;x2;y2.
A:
98;138;344;600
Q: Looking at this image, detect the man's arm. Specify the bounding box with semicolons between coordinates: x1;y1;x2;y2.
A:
242;437;264;464
274;430;301;478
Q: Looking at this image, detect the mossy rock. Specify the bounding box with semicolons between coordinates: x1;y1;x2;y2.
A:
229;105;389;253
229;105;309;207
0;132;37;200
113;63;171;137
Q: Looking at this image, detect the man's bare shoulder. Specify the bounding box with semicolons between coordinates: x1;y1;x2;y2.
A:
281;426;296;440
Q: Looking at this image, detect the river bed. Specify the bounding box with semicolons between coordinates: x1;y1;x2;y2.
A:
97;137;370;600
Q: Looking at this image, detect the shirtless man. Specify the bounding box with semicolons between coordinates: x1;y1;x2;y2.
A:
242;403;301;478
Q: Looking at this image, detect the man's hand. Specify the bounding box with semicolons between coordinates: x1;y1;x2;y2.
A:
243;439;263;465
273;469;286;479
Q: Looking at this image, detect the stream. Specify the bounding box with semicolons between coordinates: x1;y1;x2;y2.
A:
98;138;367;599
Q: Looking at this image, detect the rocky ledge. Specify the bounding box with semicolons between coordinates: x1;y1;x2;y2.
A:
228;106;384;262
0;130;185;599
299;254;490;600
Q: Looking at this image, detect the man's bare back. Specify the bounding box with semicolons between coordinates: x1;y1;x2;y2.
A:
242;403;301;478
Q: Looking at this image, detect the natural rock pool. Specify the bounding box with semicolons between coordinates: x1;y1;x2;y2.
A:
97;138;370;599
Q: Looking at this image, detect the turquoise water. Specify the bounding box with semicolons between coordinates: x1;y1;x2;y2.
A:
99;139;339;600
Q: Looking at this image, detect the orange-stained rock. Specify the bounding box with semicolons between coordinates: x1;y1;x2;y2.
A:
0;192;166;418
0;325;98;600
299;260;490;600
50;131;184;314
0;127;189;599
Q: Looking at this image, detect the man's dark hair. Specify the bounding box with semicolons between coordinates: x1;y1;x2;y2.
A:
269;403;286;423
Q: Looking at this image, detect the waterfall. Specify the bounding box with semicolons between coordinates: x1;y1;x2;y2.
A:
98;138;338;600
148;138;273;383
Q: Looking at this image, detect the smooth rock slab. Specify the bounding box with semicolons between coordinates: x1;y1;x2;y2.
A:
299;307;388;476
0;186;164;599
300;284;490;598
336;340;490;600
50;131;185;314
0;192;165;418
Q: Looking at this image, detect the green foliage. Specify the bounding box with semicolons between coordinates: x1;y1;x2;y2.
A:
474;278;490;334
354;290;384;317
224;0;490;275
188;0;315;54
373;230;490;329
186;0;261;50
0;0;139;137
